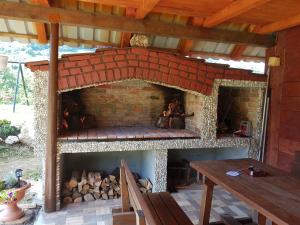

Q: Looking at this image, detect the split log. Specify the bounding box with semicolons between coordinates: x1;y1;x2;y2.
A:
78;170;87;193
69;171;80;189
61;188;72;197
64;181;73;192
81;184;90;194
63;196;73;205
108;189;114;196
93;192;101;199
72;190;82;200
109;175;116;182
88;171;95;186
102;193;108;200
73;197;83;203
94;172;101;181
84;193;95;202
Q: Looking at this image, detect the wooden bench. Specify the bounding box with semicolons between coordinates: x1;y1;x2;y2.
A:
112;160;194;225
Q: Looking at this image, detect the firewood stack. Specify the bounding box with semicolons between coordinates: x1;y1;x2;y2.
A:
62;170;152;205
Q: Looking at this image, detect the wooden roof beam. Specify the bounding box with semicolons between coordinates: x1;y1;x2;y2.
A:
120;8;136;48
31;0;50;44
179;17;203;54
0;2;275;47
135;0;160;19
256;13;300;34
203;0;271;27
230;25;256;60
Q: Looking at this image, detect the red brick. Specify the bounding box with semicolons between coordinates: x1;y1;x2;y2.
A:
102;56;114;62
70;68;81;75
98;71;106;82
149;52;158;57
162;73;168;83
136;68;143;78
155;71;162;81
190;81;197;90
82;66;93;73
159;59;168;66
68;76;77;87
207;73;216;79
117;49;127;54
92;71;100;83
139;62;149;68
117;61;128;67
205;78;213;85
60;69;70;77
103;50;117;55
199;64;207;71
170;69;179;76
94;64;105;70
198;73;206;82
58;78;68;90
142;69;149;79
39;65;49;71
180;71;188;77
206;86;213;95
127;54;136;60
58;63;64;70
188;67;197;74
160;65;169;73
185;60;197;68
76;75;85;86
190;74;197;80
78;60;89;67
183;79;191;89
179;64;188;71
68;55;90;61
169;62;178;69
128;67;135;78
149;70;156;80
114;68;121;80
131;48;149;56
90;57;101;64
84;72;93;84
139;55;148;62
149;57;159;64
115;55;126;61
121;68;128;78
150;63;159;70
107;70;114;81
128;60;138;66
106;62;117;69
207;66;223;73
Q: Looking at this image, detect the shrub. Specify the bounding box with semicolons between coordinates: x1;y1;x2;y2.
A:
3;173;18;189
0;120;20;139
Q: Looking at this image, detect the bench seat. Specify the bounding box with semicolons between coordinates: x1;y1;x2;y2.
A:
143;192;193;225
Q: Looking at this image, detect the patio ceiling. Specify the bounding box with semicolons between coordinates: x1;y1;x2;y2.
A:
0;0;300;62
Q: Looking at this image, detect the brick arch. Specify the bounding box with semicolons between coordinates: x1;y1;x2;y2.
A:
26;47;266;96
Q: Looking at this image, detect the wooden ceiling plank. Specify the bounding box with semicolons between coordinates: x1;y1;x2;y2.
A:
135;0;161;19
0;2;275;47
256;13;300;34
120;7;136;48
203;0;271;27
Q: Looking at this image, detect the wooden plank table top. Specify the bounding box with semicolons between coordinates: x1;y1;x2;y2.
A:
190;158;300;225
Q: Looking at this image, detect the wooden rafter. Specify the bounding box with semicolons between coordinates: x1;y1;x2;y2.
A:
135;0;160;19
120;8;136;48
0;2;274;47
179;17;203;54
230;25;256;60
256;13;300;34
31;0;50;44
203;0;271;27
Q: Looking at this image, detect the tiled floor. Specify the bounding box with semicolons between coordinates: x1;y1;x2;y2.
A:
34;185;251;225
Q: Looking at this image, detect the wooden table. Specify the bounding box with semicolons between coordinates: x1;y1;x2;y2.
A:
190;158;300;225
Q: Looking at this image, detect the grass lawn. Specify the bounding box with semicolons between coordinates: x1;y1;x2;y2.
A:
0;143;42;181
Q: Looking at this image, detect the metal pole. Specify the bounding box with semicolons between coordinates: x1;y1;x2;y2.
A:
19;63;29;106
12;64;21;112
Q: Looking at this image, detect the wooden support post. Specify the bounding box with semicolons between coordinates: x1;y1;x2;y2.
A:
199;177;215;225
112;211;136;225
136;210;146;225
258;213;266;225
120;166;131;212
44;23;59;213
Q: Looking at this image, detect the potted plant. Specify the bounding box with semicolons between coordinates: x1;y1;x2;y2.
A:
0;170;31;222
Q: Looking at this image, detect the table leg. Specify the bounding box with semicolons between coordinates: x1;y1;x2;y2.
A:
199;177;214;225
258;213;266;225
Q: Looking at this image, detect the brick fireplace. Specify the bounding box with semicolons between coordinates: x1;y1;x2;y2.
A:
26;47;266;209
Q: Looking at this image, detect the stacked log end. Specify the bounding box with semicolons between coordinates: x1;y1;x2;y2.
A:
62;169;152;205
